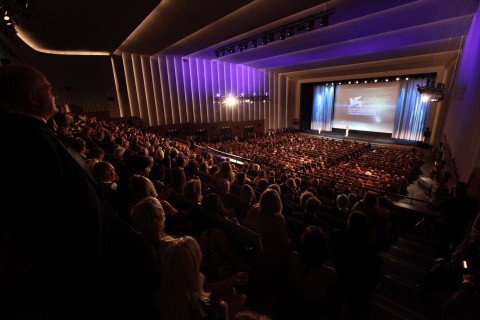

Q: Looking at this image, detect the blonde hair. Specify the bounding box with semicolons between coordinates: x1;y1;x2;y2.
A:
130;197;165;245
128;174;158;204
156;236;210;320
183;178;202;203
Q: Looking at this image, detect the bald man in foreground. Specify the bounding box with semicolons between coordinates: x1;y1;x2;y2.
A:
0;64;157;319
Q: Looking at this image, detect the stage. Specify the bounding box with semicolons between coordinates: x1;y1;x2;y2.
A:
303;128;425;147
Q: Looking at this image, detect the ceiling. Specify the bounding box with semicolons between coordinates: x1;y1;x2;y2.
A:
12;0;480;81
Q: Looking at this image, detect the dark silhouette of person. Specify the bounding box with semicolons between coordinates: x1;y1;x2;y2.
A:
0;64;157;320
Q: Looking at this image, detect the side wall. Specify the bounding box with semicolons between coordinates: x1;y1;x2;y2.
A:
111;53;294;131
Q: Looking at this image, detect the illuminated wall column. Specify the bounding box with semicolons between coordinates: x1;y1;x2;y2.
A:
202;58;214;123
149;57;163;125
131;54;148;121
157;56;173;124
121;52;138;117
141;55;156;126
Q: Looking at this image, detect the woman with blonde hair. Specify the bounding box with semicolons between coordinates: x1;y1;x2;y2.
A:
244;189;290;268
156;236;229;320
184;178;203;205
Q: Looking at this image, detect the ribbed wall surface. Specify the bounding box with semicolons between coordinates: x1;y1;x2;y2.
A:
112;53;293;130
30;55;118;114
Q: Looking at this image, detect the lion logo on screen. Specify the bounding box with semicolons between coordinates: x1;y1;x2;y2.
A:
349;96;363;108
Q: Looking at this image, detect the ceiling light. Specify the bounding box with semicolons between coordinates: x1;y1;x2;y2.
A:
213;8;335;58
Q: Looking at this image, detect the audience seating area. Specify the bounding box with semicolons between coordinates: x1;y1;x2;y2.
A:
51;111;477;319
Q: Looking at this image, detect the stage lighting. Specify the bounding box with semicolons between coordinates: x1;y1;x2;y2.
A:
213;8;335;58
417;79;445;102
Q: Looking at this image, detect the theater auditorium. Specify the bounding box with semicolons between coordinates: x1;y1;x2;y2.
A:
1;0;480;319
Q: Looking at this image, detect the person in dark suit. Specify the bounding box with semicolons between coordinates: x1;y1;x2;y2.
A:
0;64;157;319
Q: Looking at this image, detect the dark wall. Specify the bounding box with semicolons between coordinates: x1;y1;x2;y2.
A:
299;83;314;132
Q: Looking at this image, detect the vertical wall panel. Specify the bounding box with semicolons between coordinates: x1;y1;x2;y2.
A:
189;58;200;124
122;53;136;117
141;56;155;126
150;57;162;125
196;58;206;123
158;56;172;124
166;56;180;124
174;57;186;124
182;58;193;123
210;61;219;123
132;54;147;120
203;59;213;124
113;55;276;130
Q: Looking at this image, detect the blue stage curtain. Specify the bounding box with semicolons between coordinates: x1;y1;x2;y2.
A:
311;84;334;133
393;79;430;141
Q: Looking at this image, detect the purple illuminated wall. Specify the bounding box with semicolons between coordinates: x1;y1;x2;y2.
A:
441;7;480;182
112;54;295;131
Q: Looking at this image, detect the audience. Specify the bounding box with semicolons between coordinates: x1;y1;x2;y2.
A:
4;64;466;320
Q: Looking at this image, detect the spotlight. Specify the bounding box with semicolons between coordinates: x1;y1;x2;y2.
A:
417;79;445;102
227;46;235;54
251;39;257;48
287;28;294;37
279;30;286;40
261;36;268;45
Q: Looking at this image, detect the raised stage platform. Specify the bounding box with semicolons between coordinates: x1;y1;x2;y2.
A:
304;128;424;147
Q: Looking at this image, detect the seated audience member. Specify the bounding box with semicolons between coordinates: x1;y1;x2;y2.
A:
129;177;176;255
112;154;154;225
329;211;382;319
200;193;250;278
304;196;322;224
92;160;119;201
287;226;337;318
155;236;230;320
85;146;105;171
68;136;88;159
253;170;267;186
183;178;203;205
237;184;257;222
213;160;235;186
109;146;127;178
256;178;269;194
214;178;241;215
244;189;291;273
352;191;380;243
327;193;350;220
